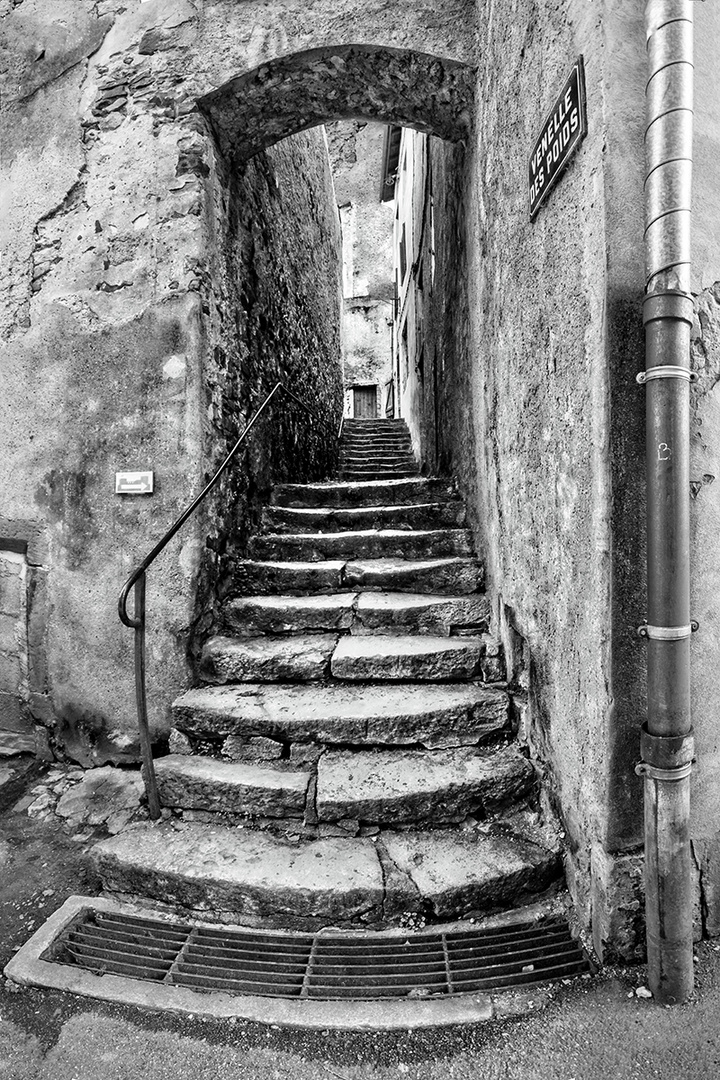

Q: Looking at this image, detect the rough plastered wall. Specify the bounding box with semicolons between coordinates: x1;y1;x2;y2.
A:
433;0;720;957
0;0;343;764
687;0;720;939
432;0;623;955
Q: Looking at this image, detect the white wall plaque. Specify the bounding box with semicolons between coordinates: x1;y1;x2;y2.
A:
115;471;154;495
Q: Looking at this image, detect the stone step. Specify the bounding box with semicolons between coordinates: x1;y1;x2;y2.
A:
340;450;415;464
315;745;535;825
223;592;491;637
92;820;562;927
93;822;384;927
261;501;466;534
154;754;311;817
340;446;413;459
353;591;490;635
200;634;337;684
248;529;473;562
340;437;412;450
343;419;409;430
271;477;456;509
172;682;509;749
232;556;484;596
331;634;483;681
339;468;419;481
224;593;357;635
153;746;533;827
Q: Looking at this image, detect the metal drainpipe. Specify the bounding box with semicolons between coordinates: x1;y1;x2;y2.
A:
636;0;696;1005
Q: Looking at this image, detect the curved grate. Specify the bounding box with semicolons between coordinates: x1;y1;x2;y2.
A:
47;909;591;1000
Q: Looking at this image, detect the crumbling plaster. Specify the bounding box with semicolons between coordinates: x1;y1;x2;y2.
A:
0;0;359;762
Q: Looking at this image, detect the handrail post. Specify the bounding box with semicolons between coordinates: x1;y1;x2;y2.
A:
134;572;161;820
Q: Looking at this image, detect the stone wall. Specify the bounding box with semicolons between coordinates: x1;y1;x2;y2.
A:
196;127;344;645
0;0;343;763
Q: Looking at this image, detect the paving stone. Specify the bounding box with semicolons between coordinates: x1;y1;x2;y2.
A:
354;591;491;635
331;634;482;681
154;754;310;816
248;529;473;562
224;593;357;635
271;477;457;509
93;822;385;925
172;683;509;747
261;501;466;533
200;634;337;683
55;766;144;834
316;745;534;824
382;829;562;918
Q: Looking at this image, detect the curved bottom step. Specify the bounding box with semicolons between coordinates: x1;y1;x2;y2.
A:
91;820;563;930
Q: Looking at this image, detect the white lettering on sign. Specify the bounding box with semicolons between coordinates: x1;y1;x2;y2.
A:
529;58;587;219
115;471;154;495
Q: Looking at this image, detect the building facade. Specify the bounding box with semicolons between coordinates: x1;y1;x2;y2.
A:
2;0;720;966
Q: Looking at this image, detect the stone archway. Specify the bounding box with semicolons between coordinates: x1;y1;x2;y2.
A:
198;44;475;161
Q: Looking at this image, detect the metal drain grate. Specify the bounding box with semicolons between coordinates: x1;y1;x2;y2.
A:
45;909;591;1000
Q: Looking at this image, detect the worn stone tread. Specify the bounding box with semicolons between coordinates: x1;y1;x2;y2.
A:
93;822;385;925
261;501;466;534
353;591;490;635
382;828;562;918
248;529;473;562
343;557;484;594
340;470;419;481
233;556;484;596
172;682;509;747
201;634;338;683
270;477;456;509
316;745;535;824
92;820;560;927
154;754;311;816
224;594;357;635
222;591;490;636
331;634;483;681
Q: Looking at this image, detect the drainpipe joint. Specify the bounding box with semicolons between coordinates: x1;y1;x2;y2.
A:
636;723;695;781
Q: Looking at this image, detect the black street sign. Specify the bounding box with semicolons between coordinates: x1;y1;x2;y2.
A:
529;57;587;219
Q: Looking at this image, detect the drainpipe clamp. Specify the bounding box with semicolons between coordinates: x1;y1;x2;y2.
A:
636;367;699;385
635;761;693;781
637;621;699;640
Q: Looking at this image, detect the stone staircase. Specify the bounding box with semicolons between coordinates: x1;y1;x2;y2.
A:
92;422;563;930
339;417;418;480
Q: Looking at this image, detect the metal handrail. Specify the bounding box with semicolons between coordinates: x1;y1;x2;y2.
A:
118;380;318;818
